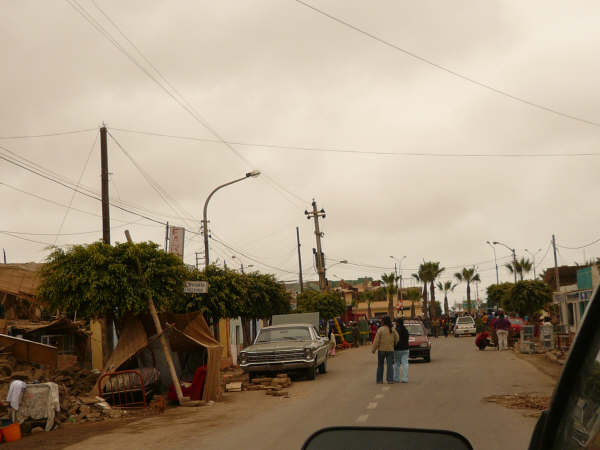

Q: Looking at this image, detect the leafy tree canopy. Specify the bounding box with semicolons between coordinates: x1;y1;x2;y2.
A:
39;241;188;319
486;282;514;309
296;290;346;321
502;280;553;318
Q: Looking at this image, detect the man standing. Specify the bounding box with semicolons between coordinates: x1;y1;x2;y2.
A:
495;312;511;351
394;318;410;383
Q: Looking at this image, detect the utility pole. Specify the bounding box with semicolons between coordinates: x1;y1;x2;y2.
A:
100;126;110;245
511;249;517;284
164;222;169;252
195;252;201;270
2;249;6;264
296;227;304;293
552;234;560;291
305;200;326;291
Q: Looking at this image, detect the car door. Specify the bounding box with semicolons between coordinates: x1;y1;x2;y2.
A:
312;327;327;363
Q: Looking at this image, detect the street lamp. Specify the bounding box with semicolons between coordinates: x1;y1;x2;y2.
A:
328;259;348;270
202;171;261;269
390;255;407;316
231;255;254;274
486;241;499;284
525;248;542;279
492;241;517;283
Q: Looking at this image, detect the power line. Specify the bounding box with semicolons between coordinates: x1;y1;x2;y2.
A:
210;236;297;274
295;0;600;130
111;127;600;158
0;128;96;139
557;237;600;250
1;219;146;237
66;0;307;208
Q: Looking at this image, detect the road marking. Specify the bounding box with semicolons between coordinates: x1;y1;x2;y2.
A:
375;394;384;399
367;402;378;410
356;414;369;423
382;386;390;392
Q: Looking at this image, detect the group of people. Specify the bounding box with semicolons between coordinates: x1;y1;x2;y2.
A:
474;311;512;351
370;316;410;384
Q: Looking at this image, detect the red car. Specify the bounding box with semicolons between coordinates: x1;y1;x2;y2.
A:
404;320;431;362
509;317;526;333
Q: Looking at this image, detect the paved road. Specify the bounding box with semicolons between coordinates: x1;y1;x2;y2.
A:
67;336;556;450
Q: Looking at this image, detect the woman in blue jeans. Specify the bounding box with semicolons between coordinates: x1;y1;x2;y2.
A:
394;318;410;383
371;316;399;384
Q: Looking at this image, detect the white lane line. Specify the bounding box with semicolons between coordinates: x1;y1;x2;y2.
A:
375;394;384;399
356;414;369;423
367;402;378;410
382;386;390;392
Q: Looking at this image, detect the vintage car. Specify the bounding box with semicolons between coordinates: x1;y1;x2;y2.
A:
404;320;431;362
239;323;329;380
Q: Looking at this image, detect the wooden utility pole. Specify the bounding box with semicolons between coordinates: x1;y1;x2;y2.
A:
164;222;169;252
124;230;187;405
305;199;326;291
296;227;304;293
100;126;110;245
552;234;560;291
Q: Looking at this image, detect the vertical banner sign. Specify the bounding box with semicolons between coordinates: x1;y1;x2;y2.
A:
168;226;185;260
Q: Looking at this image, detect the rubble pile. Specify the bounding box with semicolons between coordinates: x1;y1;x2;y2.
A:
484;393;550;411
247;374;292;397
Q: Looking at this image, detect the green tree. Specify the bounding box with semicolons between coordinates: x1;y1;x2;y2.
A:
436;280;456;316
412;267;429;319
423;261;445;318
502;280;552;318
504;257;533;281
296;290;346;321
381;272;398;318
39;241;188;319
454;267;481;314
403;287;422;318
486;282;514;309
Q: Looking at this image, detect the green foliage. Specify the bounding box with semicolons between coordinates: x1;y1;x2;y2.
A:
296;290;346;321
501;280;553;318
38;241;188;319
175;265;291;321
486;282;514;309
403;287;422;301
504;257;533;281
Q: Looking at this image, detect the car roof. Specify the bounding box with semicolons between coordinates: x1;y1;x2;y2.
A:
261;323;314;330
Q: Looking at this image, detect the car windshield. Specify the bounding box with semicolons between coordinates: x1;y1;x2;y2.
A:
406;324;424;336
255;327;311;343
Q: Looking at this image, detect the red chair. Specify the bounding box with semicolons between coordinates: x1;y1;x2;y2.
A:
168;366;207;402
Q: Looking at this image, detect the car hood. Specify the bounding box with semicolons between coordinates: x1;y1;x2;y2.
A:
243;341;311;352
408;335;428;346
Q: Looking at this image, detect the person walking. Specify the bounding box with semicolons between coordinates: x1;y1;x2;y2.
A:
442;317;449;337
394;318;410;383
369;322;377;343
329;327;336;356
371;316;399;384
495;312;511;351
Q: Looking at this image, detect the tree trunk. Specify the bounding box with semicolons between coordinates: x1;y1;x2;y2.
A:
422;284;429;319
241;317;252;349
444;294;449;317
367;300;372;319
387;290;393;318
466;282;471;314
411;301;416;318
429;281;436;318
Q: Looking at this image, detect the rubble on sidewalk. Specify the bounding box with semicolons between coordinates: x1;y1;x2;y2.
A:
220;368;292;397
545;349;567;365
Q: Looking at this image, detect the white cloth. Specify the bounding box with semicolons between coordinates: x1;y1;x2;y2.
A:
16;382;60;432
497;329;509;351
6;380;26;410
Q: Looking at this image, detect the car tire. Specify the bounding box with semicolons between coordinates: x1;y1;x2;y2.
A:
306;361;317;380
424;352;431;362
318;358;327;374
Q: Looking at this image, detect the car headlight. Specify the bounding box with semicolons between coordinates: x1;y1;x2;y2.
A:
304;348;313;359
239;352;247;364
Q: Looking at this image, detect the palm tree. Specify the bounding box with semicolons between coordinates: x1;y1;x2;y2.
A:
436;280;457;316
423;261;445;318
381;272;398;318
505;257;533;281
412;268;429;319
405;287;421;318
454;267;480;314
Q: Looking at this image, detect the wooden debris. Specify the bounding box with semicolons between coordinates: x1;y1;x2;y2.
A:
226;382;243;392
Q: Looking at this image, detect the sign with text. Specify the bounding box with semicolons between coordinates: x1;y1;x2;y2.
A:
184;281;208;294
168;226;185;260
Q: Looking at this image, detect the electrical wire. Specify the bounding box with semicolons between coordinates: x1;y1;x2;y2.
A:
557;237;600;250
295;0;600;130
536;241;553;268
0;128;97;139
111;127;600;158
210;236;297;274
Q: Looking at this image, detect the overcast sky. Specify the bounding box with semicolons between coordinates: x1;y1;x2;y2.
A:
2;0;599;307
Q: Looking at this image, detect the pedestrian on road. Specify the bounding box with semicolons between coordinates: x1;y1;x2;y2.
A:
442;317;449;337
432;317;440;338
495;312;511;351
351;322;360;348
369;322;377;343
329;328;336;356
394;318;410;383
371;316;399;384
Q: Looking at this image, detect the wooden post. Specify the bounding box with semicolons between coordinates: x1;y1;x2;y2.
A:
124;230;186;404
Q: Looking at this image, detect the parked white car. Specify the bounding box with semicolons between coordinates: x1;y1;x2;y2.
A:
454;316;476;337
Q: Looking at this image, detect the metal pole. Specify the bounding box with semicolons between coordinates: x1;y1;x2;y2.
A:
100;126;110;245
164;222;169;252
512;249;517;283
487;241;499;284
312;201;326;291
296;226;304;293
552;234;560;290
203;174;257;269
2;249;5;264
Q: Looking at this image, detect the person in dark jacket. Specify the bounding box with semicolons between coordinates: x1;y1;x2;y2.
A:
393;318;410;383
